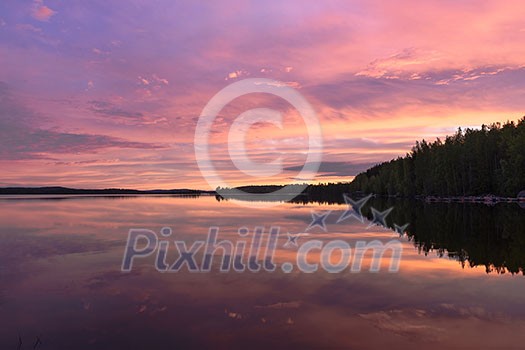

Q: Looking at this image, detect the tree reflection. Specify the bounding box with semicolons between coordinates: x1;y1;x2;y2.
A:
217;192;525;275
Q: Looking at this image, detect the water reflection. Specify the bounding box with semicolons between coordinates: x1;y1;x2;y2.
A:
362;198;525;275
219;194;525;275
0;196;524;349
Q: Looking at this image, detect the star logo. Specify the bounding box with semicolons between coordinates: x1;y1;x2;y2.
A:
367;207;393;229
393;223;409;236
337;194;372;223
283;232;305;248
306;210;332;232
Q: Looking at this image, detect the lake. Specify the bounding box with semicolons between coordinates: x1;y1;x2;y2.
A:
1;195;524;349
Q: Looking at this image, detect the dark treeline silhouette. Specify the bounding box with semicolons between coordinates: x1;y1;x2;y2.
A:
216;183;351;202
216;183;354;205
216;185;294;194
218;118;525;201
349;118;525;197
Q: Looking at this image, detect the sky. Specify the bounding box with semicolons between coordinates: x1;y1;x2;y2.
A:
0;0;524;190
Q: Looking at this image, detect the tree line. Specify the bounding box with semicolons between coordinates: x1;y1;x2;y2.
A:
348;118;525;197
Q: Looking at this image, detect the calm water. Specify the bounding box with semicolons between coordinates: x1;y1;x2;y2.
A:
1;195;525;349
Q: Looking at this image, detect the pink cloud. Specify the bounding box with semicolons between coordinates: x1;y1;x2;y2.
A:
31;0;56;22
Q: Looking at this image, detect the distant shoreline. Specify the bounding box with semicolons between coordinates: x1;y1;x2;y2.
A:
3;187;523;207
0;186;216;195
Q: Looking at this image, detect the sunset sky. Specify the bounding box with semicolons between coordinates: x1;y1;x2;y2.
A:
1;0;524;190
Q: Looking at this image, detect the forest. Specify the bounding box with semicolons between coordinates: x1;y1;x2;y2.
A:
348;118;525;197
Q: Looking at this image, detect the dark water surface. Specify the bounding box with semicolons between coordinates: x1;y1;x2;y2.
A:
1;195;524;349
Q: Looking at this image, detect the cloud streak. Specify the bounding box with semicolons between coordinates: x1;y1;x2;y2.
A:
0;83;162;161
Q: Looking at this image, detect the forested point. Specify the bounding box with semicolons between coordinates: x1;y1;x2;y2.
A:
348;117;525;198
